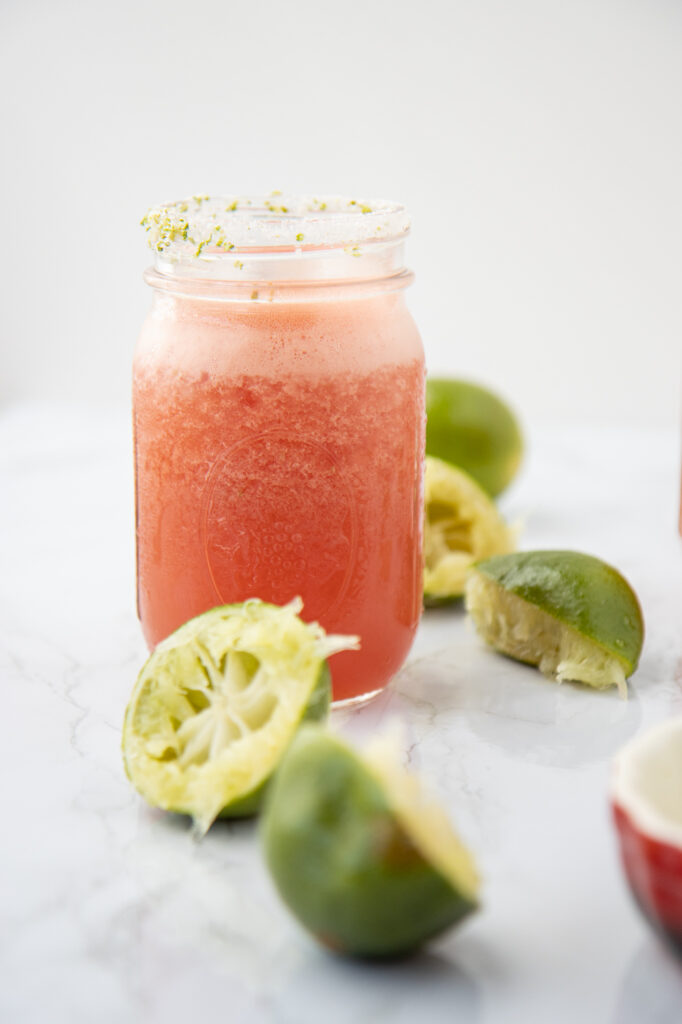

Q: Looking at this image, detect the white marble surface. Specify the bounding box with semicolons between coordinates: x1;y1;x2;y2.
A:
2;403;682;1024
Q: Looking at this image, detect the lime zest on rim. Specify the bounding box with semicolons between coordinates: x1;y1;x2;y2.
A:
140;194;410;256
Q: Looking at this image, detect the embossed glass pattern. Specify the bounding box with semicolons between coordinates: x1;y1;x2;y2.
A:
134;195;425;701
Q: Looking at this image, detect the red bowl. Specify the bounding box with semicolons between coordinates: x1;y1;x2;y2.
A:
611;717;682;956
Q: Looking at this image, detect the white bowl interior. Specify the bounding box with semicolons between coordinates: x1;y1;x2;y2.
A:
613;717;682;847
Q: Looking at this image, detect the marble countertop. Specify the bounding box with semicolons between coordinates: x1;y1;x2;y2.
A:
2;403;682;1023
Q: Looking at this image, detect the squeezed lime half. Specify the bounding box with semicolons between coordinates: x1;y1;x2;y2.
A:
465;551;644;695
262;725;480;958
423;455;516;604
122;599;358;835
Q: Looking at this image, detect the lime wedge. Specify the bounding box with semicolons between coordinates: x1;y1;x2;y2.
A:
423;455;516;604
262;725;480;958
122;599;358;835
426;378;523;497
465;551;644;695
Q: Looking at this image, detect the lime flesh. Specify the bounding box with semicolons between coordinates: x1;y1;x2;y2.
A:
423;455;516;604
122;599;357;835
466;551;644;695
262;726;479;958
426;378;523;498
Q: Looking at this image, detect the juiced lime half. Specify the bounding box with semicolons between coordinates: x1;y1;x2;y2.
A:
465;551;644;696
423;455;516;604
122;599;358;835
262;725;480;958
426;378;524;498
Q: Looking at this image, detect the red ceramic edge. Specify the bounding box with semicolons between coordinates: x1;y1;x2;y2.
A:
612;798;682;950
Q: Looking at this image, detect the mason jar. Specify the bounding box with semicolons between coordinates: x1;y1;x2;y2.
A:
134;194;425;702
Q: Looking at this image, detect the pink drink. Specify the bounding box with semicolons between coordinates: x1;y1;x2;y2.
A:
134;195;425;701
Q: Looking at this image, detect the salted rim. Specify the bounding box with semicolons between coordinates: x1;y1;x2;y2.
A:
141;193;410;258
611;716;682;849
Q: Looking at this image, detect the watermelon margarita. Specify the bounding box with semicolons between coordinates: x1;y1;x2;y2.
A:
135;196;425;701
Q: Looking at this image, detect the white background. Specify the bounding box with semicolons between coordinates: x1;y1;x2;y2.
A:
1;0;681;428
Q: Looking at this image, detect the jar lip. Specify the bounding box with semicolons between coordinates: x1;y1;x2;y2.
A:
141;193;410;259
143;266;415;302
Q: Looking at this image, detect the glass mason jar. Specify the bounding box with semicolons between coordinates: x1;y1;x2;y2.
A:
134;195;425;702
